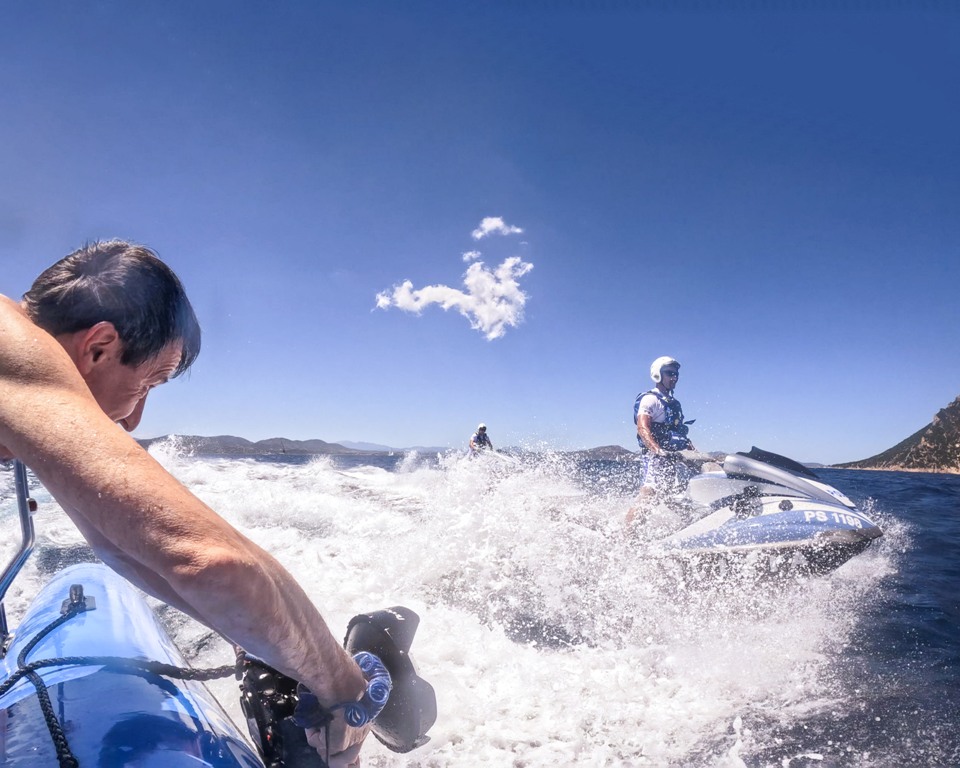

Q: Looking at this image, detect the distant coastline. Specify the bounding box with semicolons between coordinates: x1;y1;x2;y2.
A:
139;395;960;478
831;464;960;476
136;435;638;462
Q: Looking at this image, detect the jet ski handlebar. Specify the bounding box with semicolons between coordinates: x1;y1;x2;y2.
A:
238;606;437;767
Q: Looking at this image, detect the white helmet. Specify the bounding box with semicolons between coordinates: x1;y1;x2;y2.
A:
650;356;680;383
477;423;487;431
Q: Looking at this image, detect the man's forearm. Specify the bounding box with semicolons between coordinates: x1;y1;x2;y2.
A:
164;539;365;705
95;535;362;705
638;420;660;454
29;438;364;707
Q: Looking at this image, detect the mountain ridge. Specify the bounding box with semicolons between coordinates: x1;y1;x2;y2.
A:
136;434;364;456
135;434;635;460
835;395;960;474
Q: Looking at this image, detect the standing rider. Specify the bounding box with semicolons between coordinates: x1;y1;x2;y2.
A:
469;423;493;453
625;356;695;529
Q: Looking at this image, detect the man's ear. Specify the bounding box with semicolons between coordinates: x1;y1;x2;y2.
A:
75;321;122;375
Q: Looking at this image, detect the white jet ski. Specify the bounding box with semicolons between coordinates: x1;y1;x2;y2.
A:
653;447;882;576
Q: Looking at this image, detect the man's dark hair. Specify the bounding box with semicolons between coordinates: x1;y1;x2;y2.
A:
22;240;201;377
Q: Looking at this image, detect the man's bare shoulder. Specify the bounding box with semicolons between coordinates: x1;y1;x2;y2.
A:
0;294;93;455
0;294;73;385
0;294;40;361
0;293;29;332
0;294;29;320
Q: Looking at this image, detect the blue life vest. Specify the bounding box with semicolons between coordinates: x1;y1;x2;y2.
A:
633;389;692;452
472;431;492;449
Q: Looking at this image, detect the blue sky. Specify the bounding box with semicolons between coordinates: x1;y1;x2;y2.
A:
2;3;958;464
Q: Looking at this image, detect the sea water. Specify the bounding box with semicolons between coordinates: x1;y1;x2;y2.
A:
1;445;958;767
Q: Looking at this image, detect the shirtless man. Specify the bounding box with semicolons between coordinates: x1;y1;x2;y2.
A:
0;240;367;767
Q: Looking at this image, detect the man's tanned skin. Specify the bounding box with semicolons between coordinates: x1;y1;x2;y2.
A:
1;242;367;767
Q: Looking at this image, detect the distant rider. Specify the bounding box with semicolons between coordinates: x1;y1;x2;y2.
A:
470;423;493;453
625;356;695;529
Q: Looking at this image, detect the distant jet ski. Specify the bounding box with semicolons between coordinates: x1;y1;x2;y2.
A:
466;447;520;467
652;447;883;576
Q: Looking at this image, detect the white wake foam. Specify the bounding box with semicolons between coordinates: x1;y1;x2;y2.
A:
0;448;900;766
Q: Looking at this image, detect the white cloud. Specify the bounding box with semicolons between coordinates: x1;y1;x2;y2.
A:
376;256;534;340
471;216;523;240
376;216;534;340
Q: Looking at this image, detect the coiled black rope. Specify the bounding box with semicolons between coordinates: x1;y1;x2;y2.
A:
5;598;237;767
0;654;236;699
14;597;88;766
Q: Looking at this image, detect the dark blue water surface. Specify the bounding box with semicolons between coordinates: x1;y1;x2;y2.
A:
414;456;957;766
809;468;960;768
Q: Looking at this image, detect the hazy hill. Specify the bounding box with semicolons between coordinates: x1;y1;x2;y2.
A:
137;435;361;456
336;440;450;453
335;440;393;451
835;395;960;474
565;445;636;461
137;435;637;459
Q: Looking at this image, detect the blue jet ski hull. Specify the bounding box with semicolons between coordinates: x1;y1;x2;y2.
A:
0;563;263;767
659;501;882;576
655;449;883;577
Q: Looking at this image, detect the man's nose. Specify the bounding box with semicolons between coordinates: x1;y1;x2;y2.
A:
120;394;148;432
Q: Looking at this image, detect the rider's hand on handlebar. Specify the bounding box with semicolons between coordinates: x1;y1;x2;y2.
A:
305;718;370;767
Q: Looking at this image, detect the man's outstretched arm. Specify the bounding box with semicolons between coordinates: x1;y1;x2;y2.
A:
0;299;365;752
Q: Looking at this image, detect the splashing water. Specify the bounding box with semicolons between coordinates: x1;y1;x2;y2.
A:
0;445;901;766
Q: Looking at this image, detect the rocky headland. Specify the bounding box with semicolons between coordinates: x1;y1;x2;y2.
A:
835;395;960;474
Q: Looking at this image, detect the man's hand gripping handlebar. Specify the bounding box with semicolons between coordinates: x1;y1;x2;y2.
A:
237;606;437;767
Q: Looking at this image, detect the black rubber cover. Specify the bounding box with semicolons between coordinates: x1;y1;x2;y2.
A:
343;607;437;753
